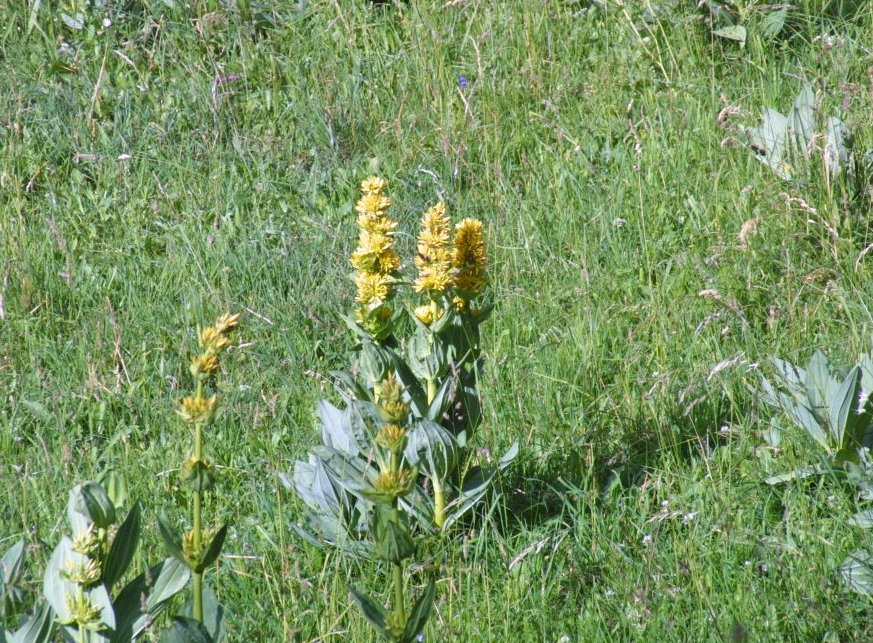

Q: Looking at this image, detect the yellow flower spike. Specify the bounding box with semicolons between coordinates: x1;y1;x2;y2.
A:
414;203;455;295
355;193;391;216
213;312;241;335
350;177;400;339
354;271;394;305
361;176;388;194
356;211;398;236
417;202;452;249
177;395;218;425
351;230;401;275
452;218;488;296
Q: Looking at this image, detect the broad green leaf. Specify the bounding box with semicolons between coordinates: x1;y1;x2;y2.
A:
72;482;116;530
401;579;436;643
759;9;787;38
113;558;190;642
42;537;78;623
196;525;227;572
373;507;415;564
787;401;830;453
1;541;25;587
160;617;212;643
805;351;832;421
442;442;517;530
425;377;453;423
772;357;806;394
317;399;361;457
824;116;851;180
858;354;873;410
713;25;746;47
9;601;54;643
158;519;188;568
181;583;223;642
96;470;128;510
744;108;790;178
404;420;459;481
787;84;815;157
348;585;388;639
764;463;825;485
850;509;873;529
829;366;861;448
44;538;114;641
103;501;141;592
20;401;51;422
841;550;873;595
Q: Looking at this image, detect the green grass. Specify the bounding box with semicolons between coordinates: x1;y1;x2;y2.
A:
2;0;873;640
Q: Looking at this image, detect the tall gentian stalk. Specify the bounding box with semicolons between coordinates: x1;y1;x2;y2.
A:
172;312;239;624
412;207;489;529
350;373;436;642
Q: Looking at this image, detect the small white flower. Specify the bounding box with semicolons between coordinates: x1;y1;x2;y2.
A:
642;534;653;547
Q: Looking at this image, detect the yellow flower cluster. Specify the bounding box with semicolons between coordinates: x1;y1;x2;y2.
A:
177;394;218;425
414;203;454;294
452;218;488;297
413;204;488;323
351;177;399;337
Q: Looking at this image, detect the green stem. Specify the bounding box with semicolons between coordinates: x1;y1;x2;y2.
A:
192;380;204;623
76;585;85;643
426;378;437;406
432;475;445;529
393;560;405;622
390;502;405;622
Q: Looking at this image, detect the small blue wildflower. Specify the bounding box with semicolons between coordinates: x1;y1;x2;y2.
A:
415;634;425;643
458;75;468;88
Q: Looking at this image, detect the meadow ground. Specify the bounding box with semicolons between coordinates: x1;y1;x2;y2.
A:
2;0;873;640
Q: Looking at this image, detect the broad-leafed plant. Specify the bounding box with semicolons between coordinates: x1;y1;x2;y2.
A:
760;348;873;484
5;476;190;643
291;176;517;552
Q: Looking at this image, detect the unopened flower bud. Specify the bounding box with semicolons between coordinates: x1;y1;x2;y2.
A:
375;424;407;454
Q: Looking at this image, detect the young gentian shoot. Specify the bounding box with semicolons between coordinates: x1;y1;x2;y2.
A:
163;312;239;626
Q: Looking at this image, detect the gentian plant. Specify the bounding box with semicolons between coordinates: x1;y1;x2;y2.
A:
292;176;516;549
159;313;239;641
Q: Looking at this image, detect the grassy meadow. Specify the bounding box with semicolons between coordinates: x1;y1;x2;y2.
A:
2;0;873;640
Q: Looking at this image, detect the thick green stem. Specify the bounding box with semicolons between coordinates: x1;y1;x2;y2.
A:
426;378;437;406
392;559;405;622
432;475;445;529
